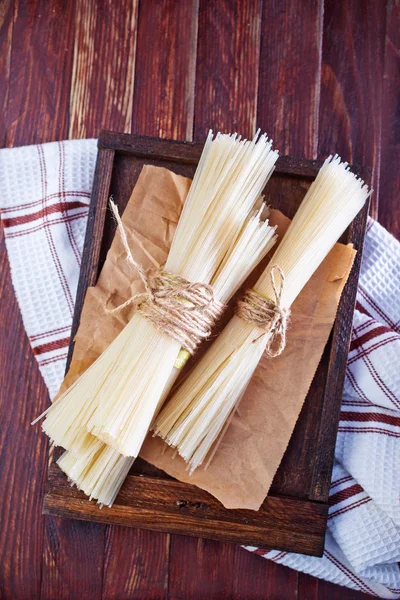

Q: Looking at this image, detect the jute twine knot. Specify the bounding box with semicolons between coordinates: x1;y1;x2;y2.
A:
108;200;225;354
236;265;290;358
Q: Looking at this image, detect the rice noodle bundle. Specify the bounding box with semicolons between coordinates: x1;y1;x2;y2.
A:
57;206;277;507
35;130;279;461
153;156;370;473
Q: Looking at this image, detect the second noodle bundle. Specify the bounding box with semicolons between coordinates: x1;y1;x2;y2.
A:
154;156;370;473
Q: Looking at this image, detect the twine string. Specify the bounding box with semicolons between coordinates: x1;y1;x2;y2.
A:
108;200;224;354
236;265;290;357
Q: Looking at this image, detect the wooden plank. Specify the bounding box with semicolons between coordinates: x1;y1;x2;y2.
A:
0;2;77;598
69;0;138;139
317;579;375;599
2;3;110;598
0;227;49;600
301;4;390;598
102;527;169;600
106;5;200;595
194;0;263;140
5;0;76;146
0;0;12;147
129;3;205;581
310;5;387;595
131;0;199;141
66;147;115;366
257;0;324;158
98;130;327;176
318;0;387;218
40;517;105;600
115;7;200;593
298;572;318;600
168;536;235;600
44;464;328;555
255;562;298;600
378;0;400;237
232;547;298;600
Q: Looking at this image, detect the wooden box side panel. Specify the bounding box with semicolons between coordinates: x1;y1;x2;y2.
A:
310;200;369;500
44;463;327;556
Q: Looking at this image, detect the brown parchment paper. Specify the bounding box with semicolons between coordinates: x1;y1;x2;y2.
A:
61;164;356;510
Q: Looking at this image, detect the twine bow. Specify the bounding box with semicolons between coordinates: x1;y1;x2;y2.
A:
108;200;224;354
236;265;290;357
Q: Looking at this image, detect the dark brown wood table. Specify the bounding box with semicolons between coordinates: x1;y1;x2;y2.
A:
0;1;398;599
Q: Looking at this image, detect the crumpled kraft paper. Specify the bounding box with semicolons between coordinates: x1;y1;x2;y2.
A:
61;164;356;510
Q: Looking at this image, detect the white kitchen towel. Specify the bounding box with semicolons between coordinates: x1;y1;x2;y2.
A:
0;139;97;398
1;139;399;598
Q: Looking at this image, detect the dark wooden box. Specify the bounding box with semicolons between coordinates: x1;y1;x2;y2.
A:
43;131;370;557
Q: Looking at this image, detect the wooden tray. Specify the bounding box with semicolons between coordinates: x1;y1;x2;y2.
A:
43;131;370;557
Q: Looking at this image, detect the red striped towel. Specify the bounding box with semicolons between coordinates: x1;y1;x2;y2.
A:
1;140;399;598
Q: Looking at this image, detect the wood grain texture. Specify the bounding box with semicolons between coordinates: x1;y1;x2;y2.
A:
98;130;328;176
318;0;387;218
378;0;400;237
0;0;12;147
168;536;235;600
0;2;76;598
69;0;138;139
131;0;199;141
232;547;298;600
251;561;299;600
40;517;105;600
45;463;328;555
193;0;262;140
257;0;324;158
317;579;376;599
6;0;76;146
298;572;319;600
0;229;48;599
102;527;169;600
